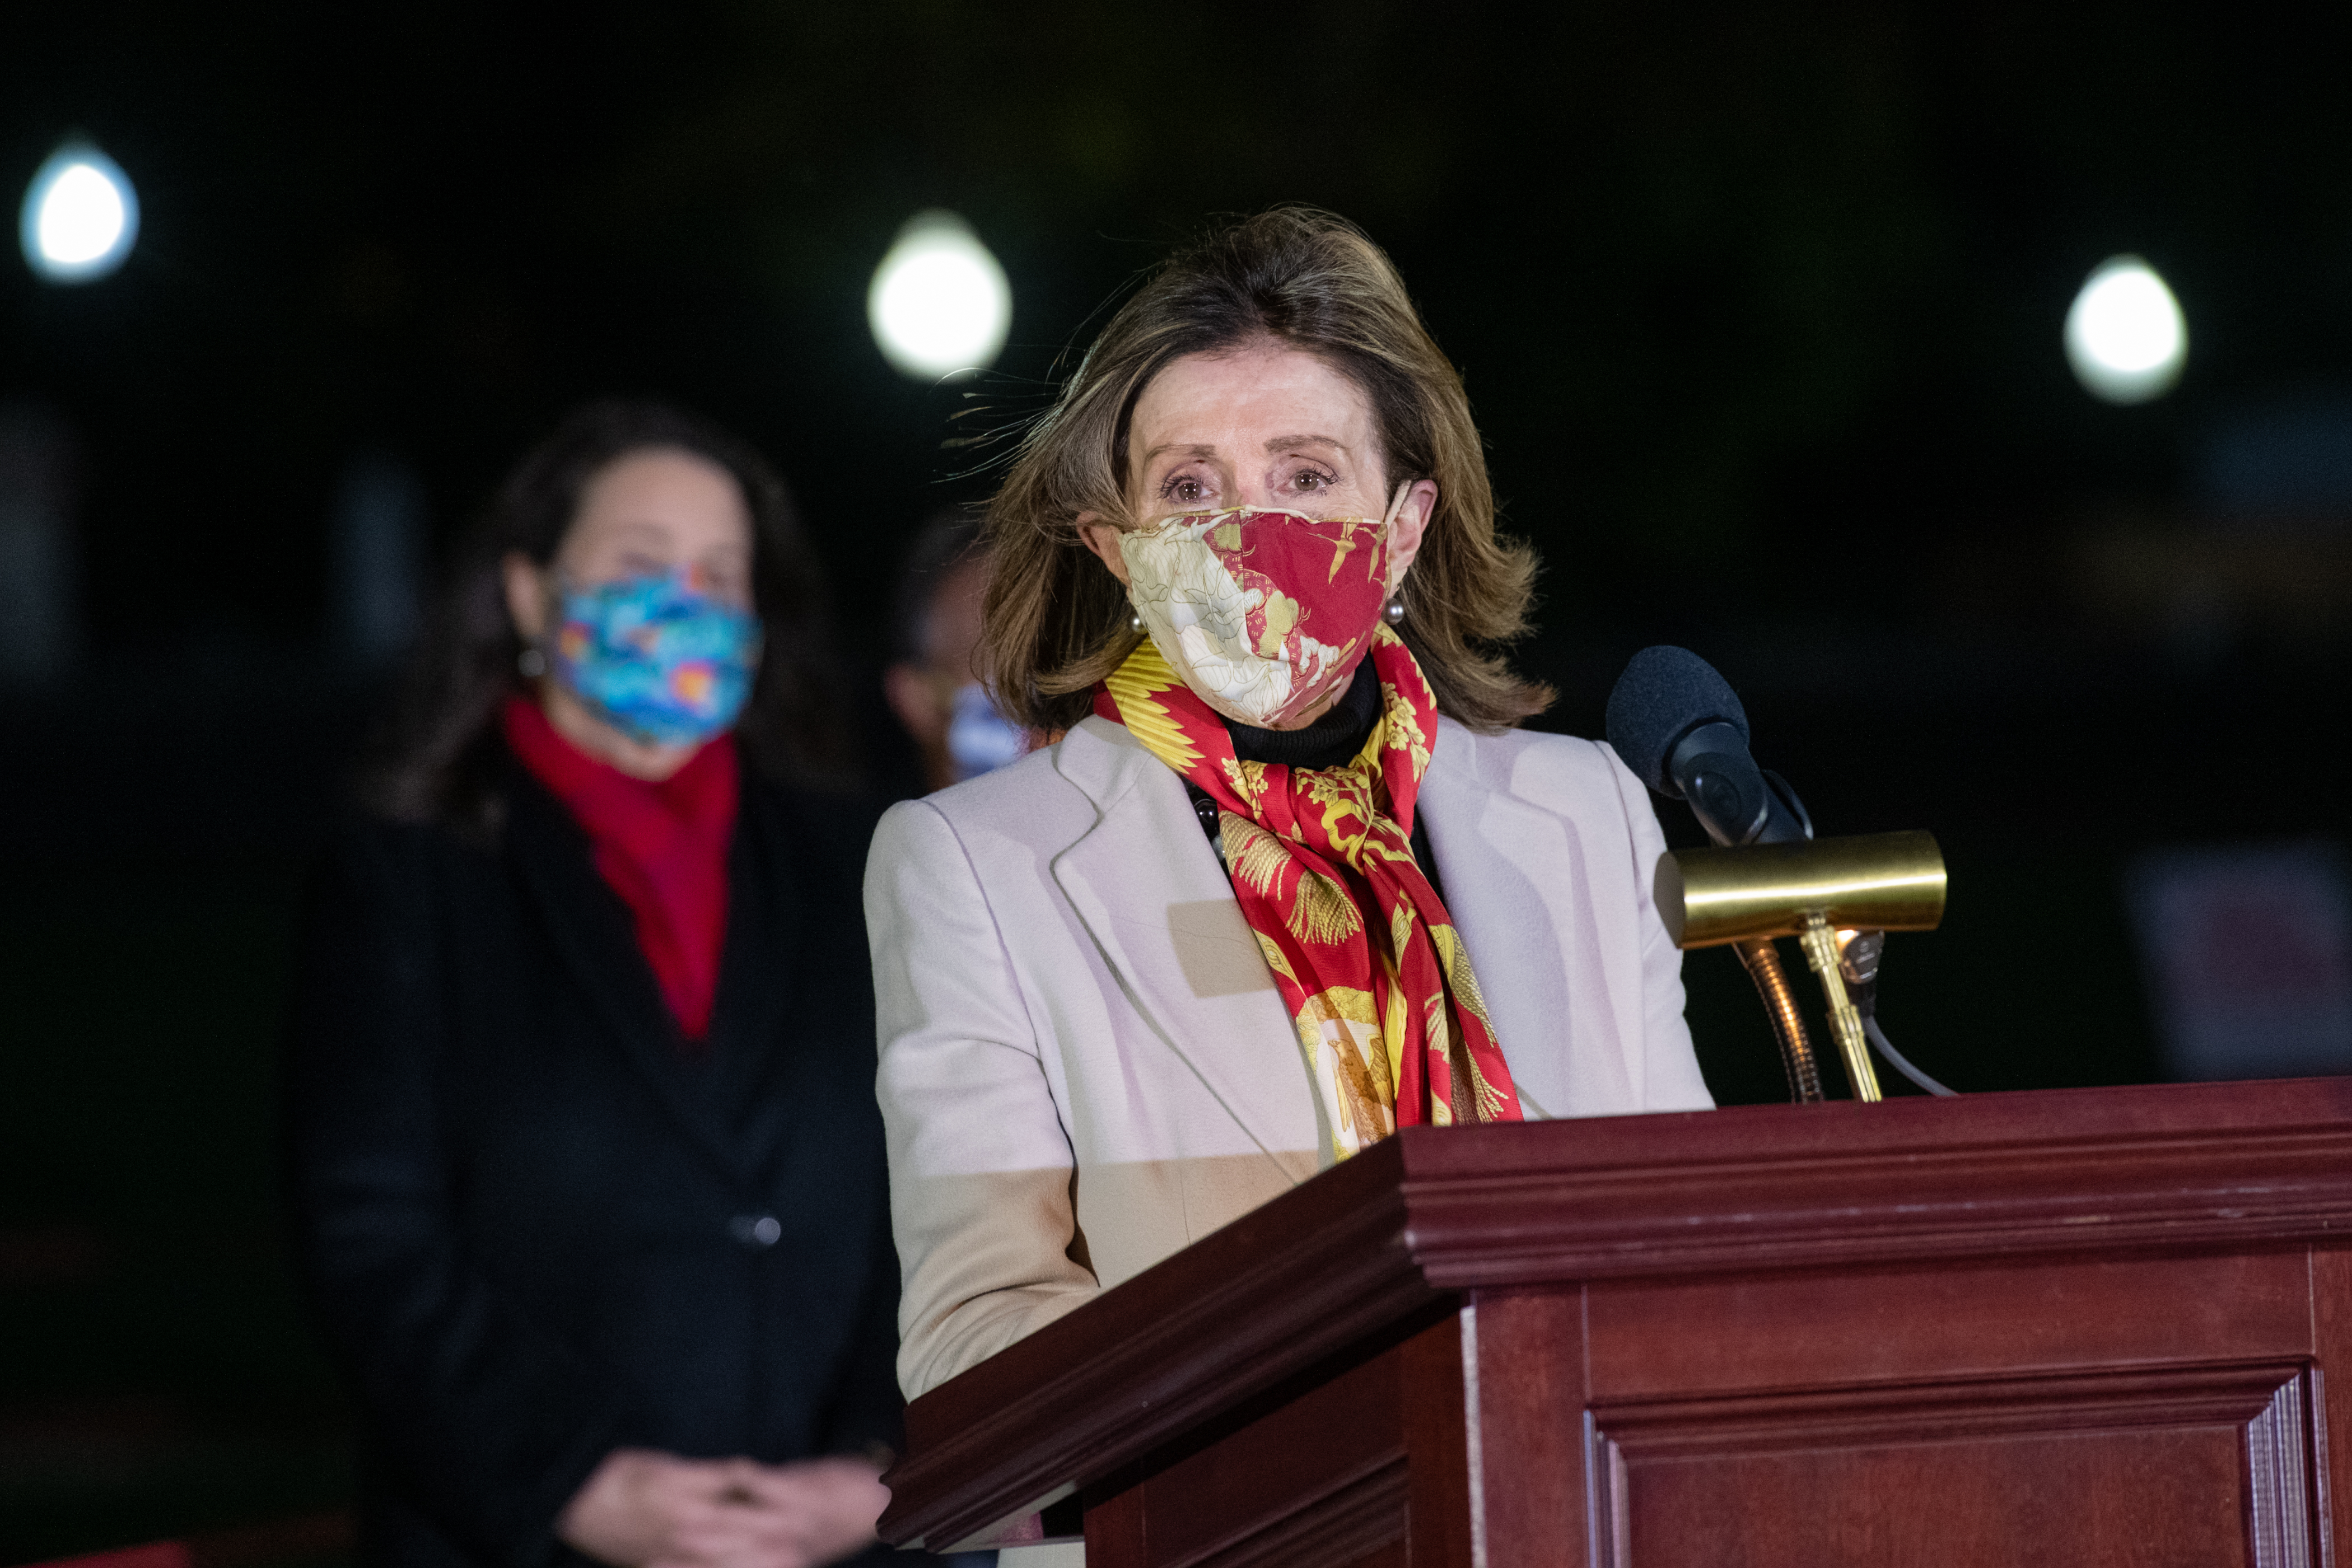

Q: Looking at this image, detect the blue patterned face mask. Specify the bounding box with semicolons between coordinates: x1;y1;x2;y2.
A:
548;573;761;746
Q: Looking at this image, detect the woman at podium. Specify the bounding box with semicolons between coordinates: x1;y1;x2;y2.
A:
867;208;1714;1403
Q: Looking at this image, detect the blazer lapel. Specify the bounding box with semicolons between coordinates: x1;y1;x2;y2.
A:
1416;720;1642;1118
1048;717;1311;1165
503;772;752;1179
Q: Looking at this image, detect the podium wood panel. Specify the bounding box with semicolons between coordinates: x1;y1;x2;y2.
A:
880;1078;2352;1566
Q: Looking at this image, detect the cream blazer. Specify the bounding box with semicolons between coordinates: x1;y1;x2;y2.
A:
866;713;1714;1400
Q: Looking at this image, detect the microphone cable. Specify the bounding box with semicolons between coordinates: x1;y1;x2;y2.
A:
1865;1016;1956;1098
1838;930;1957;1097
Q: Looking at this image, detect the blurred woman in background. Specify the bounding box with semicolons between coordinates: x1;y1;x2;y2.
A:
290;401;906;1568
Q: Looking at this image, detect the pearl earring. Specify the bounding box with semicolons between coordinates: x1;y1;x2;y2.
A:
1128;609;1145;633
1383;592;1407;626
517;647;548;678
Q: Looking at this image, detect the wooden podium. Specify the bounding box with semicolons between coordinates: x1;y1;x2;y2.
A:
879;1079;2352;1566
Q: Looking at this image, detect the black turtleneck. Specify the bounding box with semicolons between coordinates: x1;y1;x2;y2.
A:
1226;656;1385;769
1182;660;1445;901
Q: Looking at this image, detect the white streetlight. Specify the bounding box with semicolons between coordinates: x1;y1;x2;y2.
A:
20;142;140;284
20;141;139;284
2065;255;2186;404
867;211;1011;380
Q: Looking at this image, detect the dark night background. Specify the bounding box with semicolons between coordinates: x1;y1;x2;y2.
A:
6;3;2350;1559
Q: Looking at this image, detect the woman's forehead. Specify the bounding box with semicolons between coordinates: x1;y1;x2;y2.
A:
567;449;751;551
1133;343;1372;455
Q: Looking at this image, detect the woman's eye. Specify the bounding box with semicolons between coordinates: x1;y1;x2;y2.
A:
1163;475;1206;504
1294;470;1332;491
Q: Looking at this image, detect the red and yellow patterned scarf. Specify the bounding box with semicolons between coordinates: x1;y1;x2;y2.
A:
1094;624;1521;1158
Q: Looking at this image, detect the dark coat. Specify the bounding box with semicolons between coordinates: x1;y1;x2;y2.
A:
287;750;905;1567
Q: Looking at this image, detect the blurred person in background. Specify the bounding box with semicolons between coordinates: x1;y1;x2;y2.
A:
882;512;1025;792
288;400;912;1568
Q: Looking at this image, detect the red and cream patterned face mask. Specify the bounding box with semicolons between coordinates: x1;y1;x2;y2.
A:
1119;483;1410;729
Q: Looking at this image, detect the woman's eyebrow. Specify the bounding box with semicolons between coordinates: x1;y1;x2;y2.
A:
1261;433;1348;453
1140;441;1219;463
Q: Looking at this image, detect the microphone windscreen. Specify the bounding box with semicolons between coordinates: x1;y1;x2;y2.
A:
1604;646;1751;796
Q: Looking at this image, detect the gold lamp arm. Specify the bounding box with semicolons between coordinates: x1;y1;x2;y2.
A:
1798;913;1882;1102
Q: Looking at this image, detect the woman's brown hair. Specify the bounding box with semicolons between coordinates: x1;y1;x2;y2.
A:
361;399;852;829
980;206;1550;734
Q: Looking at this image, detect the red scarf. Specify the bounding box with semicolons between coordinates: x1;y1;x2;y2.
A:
1094;627;1520;1157
502;696;738;1043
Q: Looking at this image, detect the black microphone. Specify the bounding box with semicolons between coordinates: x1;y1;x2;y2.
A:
1603;646;1810;847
